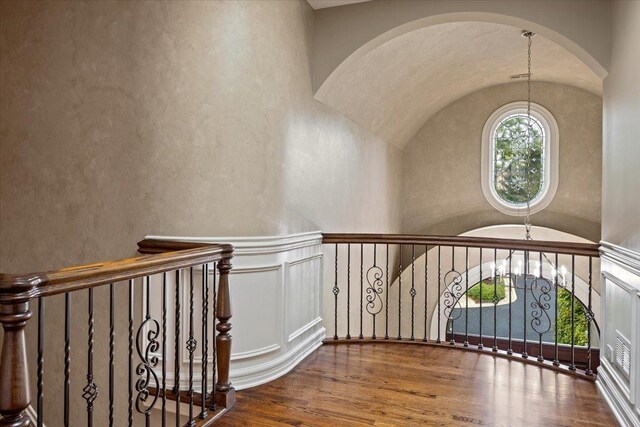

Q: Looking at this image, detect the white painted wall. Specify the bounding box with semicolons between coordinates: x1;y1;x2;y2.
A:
598;2;640;426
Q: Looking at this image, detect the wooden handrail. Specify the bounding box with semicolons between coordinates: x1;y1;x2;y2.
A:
321;233;600;257
0;243;233;304
0;241;235;426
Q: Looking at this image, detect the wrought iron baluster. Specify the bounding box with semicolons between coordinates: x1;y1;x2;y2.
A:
210;262;217;411
359;243;364;340
478;249;483;350
493;249;498;352
174;270;181;425
128;279;134;426
201;264;209;419
585;257;593;375
136;276;160;427
333;244;339;340
397;245;402;340
346;244;351;340
443;246;463;346
64;293;70;427
109;283;115;427
410;245;416;341
530;252;551;363
522;253;528;358
553;253;560;366
464;247;469;347
436;246;441;343
423;244;429;342
385;244;389;340
507;253;513;355
83;288;98;427
187;267;197;426
37;297;44;427
162;273;167;425
569;255;576;371
365;244;383;339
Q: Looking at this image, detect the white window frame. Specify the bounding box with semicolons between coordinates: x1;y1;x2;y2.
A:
481;101;559;216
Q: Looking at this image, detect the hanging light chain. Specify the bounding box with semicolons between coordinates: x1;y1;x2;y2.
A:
523;30;535;240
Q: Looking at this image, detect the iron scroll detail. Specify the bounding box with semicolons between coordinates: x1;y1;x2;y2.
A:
135;317;161;415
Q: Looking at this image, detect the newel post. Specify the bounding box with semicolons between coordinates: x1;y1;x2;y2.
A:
0;301;32;427
215;258;235;408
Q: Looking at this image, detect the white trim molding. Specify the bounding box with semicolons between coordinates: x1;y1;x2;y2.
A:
481;101;559;216
143;231;325;391
598;241;640;427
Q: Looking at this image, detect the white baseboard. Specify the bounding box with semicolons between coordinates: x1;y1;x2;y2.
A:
598;364;640;426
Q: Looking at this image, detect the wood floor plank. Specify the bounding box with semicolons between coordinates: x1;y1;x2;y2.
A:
217;344;617;426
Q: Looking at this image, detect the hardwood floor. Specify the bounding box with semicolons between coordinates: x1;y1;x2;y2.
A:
217;343;616;426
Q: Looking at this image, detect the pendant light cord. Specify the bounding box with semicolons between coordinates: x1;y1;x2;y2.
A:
524;31;534;240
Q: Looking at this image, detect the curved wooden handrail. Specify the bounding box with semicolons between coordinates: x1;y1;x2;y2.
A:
0;243;233;303
321;233;600;257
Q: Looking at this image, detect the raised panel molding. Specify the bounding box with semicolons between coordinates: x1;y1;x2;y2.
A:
144;232;326;391
598;241;640;427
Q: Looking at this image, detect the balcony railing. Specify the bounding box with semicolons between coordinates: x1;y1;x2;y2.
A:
0;243;234;427
322;233;600;378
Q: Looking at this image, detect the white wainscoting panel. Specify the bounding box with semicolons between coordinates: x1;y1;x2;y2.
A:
144;232;326;391
598;241;640;427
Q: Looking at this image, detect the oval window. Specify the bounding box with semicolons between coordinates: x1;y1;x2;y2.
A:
481;102;559;216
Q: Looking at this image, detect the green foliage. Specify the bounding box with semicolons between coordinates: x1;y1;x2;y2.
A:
555;287;589;346
467;277;506;303
493;115;544;204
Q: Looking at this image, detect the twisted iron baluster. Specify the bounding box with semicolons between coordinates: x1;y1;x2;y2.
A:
109;284;115;427
410;245;416;340
83;288;98;427
464;247;469;347
436;246;441;343
64;293;70;427
507;254;513;355
385;244;389;340
397;245;402;340
423;244;429;342
569;256;576;370
478;249;483;350
186;268;197;425
553;253;559;365
492;249;499;352
359;243;364;340
210;263;217;411
523;253;529;358
346;244;351;340
162;273;167;425
174;270;181;426
201;264;209;419
37;297;44;427
333;244;339;340
585;257;594;375
128;280;134;426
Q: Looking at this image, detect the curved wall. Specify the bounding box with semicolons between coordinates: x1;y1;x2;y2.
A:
401;82;602;241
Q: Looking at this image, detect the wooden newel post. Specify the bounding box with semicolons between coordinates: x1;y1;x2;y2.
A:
0;302;32;427
215;259;235;408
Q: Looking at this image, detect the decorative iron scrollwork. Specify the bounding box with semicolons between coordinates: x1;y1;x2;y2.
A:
443;270;464;321
530;277;552;335
135;317;160;415
365;265;384;316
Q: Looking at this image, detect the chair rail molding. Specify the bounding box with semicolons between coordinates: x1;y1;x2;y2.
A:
598;241;640;427
143;232;326;390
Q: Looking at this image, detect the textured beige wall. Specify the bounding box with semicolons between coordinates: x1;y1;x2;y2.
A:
313;0;610;91
401;82;602;241
602;0;640;252
0;1;401;425
0;0;402;274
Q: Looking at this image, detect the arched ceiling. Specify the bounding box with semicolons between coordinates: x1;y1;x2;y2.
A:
314;21;602;148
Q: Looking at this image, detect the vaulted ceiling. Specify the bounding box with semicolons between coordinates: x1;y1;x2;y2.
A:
314;21;602;148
